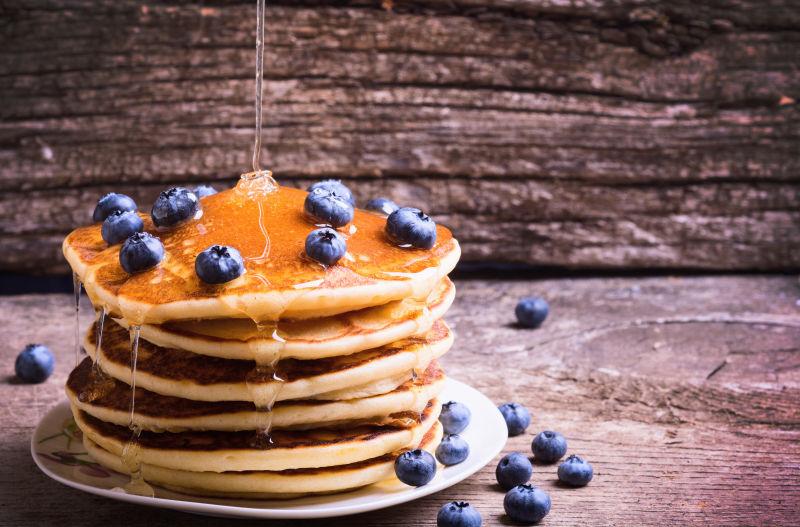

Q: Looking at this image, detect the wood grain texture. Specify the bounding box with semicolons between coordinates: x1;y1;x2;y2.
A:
1;1;799;273
1;275;799;526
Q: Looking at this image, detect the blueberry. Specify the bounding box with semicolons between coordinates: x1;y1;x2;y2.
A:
195;245;245;284
15;344;54;384
439;401;471;434
386;207;437;249
531;431;567;463
436;434;470;466
151;187;200;228
92;193;137;223
119;232;165;274
365;197;399;216
394;448;436;487
515;297;549;328
305;227;347;266
558;454;593;486
503;484;551;524
101;210;144;245
307;179;355;206
193;185;217;198
498;402;531;436
437;501;482;527
495;452;533;490
304;187;354;228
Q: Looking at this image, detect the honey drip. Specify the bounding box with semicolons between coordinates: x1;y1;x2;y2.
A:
72;273;82;365
238;0;287;444
121;325;154;497
245;320;287;448
78;307;114;403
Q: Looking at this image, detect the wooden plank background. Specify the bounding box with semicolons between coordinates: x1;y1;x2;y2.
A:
1;0;799;274
2;275;799;525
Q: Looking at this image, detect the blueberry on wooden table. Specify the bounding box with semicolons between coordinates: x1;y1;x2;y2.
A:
503;484;551;524
496;452;533;490
531;430;567;463
437;501;482;527
515;297;549;328
558;454;593;486
498;402;531;436
15;344;54;383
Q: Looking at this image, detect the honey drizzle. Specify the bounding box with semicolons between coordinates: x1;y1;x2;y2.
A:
78;307;114;403
245;321;287;447
121;325;153;497
72;273;82;365
240;0;289;446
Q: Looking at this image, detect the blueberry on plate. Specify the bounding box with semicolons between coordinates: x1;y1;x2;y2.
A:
437;501;482;527
119;232;165;274
496;452;533;490
365;197;399;216
394;448;436;487
101;210;144;245
195;245;245;284
151;187;200;228
304;187;354;228
558;454;593;486
15;344;54;384
436;434;470;466
92;193;137;223
193;185;217;198
385;207;437;249
307;179;355;206
498;402;531;436
305;227;347;266
515;297;549;328
503;484;551;524
439;401;471;435
531;430;567;463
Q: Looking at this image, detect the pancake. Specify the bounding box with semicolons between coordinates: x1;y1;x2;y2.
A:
82;420;443;498
67;359;445;432
116;277;455;362
84;319;453;403
72;399;440;472
63;181;460;325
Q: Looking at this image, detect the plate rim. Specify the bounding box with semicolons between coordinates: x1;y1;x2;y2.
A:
31;377;506;519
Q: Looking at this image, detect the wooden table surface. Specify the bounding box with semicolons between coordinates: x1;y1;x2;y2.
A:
2;275;799;526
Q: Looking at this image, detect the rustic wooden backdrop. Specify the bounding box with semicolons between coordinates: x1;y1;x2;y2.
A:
1;0;799;274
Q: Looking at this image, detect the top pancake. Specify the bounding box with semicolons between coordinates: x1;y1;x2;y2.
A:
63;179;460;324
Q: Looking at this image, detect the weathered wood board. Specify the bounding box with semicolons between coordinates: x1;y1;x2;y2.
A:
1;275;798;525
1;1;799;273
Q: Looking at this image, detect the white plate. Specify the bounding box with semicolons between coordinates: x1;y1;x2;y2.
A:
31;377;507;519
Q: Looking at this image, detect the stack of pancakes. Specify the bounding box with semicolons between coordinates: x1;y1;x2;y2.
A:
62;179;461;498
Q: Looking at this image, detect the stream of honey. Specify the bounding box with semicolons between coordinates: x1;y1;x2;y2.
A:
72;273;82;365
